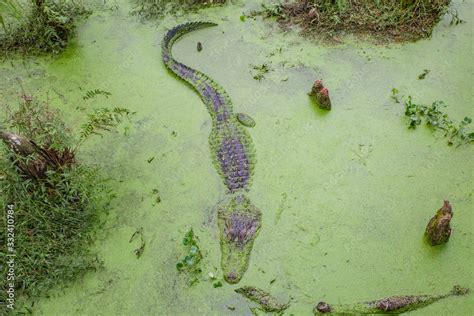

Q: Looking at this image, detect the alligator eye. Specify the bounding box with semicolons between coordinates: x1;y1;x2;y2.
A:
316;302;332;313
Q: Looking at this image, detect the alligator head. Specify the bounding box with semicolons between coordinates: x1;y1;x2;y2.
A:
218;194;262;284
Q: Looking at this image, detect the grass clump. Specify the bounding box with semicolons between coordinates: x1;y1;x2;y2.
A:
250;0;461;42
392;89;474;146
0;0;91;55
131;0;227;20
0;90;132;312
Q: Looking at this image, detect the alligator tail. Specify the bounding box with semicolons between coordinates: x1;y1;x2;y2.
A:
162;22;217;65
160;22;234;118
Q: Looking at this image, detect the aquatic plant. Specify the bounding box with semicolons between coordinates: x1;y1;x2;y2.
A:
0;90;132;310
0;0;91;55
176;228;203;286
418;69;430;80
251;63;271;81
204;270;224;288
392;89;474;146
249;0;458;42
76;107;134;150
176;230;228;288
131;0;227;20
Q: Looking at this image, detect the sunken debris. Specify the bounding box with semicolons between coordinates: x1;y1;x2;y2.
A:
309;79;331;110
236;286;289;313
129;227;146;258
425;200;453;246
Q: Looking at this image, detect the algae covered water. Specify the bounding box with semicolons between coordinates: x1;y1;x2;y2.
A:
1;0;473;314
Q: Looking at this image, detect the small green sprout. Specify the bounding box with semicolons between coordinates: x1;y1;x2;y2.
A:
251;63;271;81
391;88;399;103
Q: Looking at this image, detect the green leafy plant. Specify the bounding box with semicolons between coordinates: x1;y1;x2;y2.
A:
175;229;224;288
0;0;23;31
0;89;129;309
392;89;474;146
0;156;111;309
204;271;224;288
176;228;203;286
0;0;91;55
76;107;134;150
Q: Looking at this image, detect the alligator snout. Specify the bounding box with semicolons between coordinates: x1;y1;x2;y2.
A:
224;271;240;284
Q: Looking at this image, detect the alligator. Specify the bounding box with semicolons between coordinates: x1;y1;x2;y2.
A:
313;285;470;314
162;22;262;284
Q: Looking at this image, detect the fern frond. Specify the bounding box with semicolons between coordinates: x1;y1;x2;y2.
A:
82;89;112;101
78;107;134;143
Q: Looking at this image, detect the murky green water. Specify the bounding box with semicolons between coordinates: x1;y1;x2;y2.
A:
1;0;473;315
